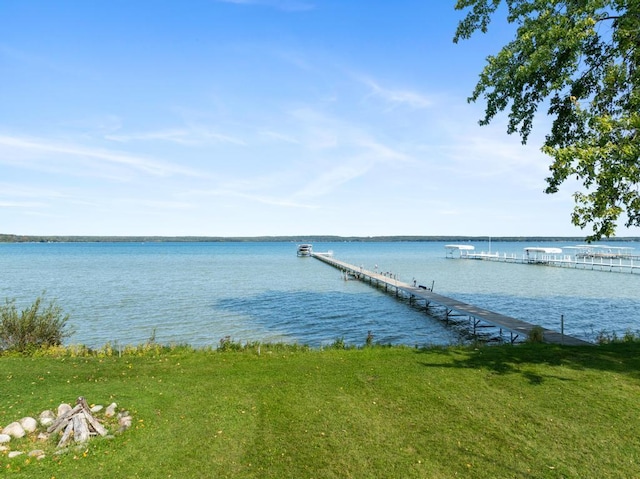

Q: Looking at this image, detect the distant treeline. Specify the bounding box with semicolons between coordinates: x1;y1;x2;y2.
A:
1;234;639;243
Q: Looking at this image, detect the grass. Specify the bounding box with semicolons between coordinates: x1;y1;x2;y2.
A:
1;342;639;478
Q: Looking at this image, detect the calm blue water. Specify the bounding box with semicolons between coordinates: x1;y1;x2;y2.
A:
1;241;639;347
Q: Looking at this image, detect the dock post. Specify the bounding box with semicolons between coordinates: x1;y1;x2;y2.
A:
473;318;481;336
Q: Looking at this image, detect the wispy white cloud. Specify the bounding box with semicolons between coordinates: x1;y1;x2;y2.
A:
280;107;415;198
0;134;206;178
258;130;300;144
112;198;195;210
441;129;548;185
184;186;315;209
174;119;412;207
0;183;65;199
220;190;315;208
0;44;85;75
290;137;413;199
356;139;414;165
272;49;317;73
215;0;315;11
292;160;372;199
59;114;123;136
105;127;246;146
358;77;432;109
292;144;411;200
0;201;47;208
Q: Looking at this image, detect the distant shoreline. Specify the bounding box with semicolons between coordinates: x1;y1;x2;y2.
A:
1;234;639;243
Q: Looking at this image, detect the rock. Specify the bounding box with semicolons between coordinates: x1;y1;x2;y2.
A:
39;410;56;427
2;422;25;439
0;433;10;444
90;404;103;413
105;402;117;417
37;432;50;441
28;449;46;460
8;451;24;458
57;403;72;417
20;417;37;433
0;445;8;452
118;412;132;432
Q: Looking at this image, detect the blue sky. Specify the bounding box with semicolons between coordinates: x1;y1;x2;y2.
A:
2;0;636;237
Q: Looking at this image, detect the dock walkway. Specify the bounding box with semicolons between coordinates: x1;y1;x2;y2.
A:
311;252;592;346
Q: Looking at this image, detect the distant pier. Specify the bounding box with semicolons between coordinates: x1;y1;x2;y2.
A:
446;244;640;274
311;252;593;346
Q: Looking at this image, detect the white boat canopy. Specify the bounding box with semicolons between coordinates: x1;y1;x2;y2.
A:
444;244;475;251
524;247;563;254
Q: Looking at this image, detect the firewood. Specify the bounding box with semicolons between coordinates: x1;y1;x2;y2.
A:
84;410;108;436
72;413;90;443
57;421;74;448
49;397;113;447
47;404;82;434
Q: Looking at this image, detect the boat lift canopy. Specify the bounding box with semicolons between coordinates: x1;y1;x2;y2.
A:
445;244;475;251
524;247;563;254
445;244;475;258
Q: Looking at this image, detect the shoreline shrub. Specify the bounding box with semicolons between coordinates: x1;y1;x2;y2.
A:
0;294;72;353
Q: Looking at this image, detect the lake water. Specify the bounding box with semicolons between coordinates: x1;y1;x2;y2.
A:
1;241;639;348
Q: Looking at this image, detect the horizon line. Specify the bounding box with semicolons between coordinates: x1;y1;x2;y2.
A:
2;234;639;243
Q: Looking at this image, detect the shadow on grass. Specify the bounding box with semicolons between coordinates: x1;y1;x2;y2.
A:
415;342;640;384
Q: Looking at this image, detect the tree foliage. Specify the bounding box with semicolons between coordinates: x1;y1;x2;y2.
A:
454;0;639;240
0;294;72;353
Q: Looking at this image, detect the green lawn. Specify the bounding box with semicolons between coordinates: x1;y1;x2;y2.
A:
1;342;639;478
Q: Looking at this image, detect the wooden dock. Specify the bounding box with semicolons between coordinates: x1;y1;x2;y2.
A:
311;252;593;346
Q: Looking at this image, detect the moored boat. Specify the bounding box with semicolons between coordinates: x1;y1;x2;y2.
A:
297;244;312;256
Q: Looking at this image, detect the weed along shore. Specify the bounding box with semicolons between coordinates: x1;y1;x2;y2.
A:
1;341;639;478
